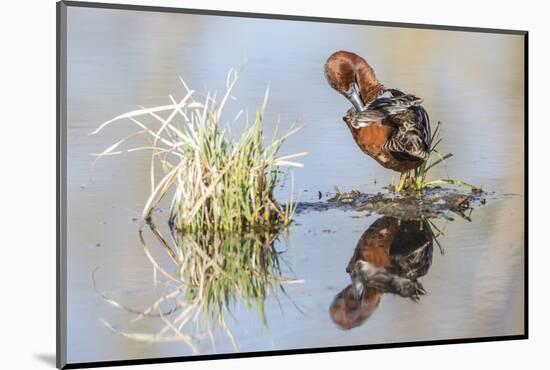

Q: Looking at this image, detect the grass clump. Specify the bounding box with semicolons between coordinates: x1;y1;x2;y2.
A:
403;121;481;194
92;70;305;233
92;71;305;351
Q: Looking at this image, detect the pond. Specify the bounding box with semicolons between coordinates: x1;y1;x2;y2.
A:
65;7;525;364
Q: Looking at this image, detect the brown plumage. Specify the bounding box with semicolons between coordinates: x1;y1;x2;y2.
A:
324;51;432;190
346;217;433;283
329;216;433;330
324;50;384;106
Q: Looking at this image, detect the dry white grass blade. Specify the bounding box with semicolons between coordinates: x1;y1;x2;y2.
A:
272;160;304;168
187;102;204;108
178;75;193;96
167;94;191;122
154;91;194;140
273;152;308;162
231;109;244;126
91;130;147;158
126;146;184;158
225;68;234;89
200;92;210;126
215;70;238;121
127;117;175;148
136;107;188;145
261;85;270;113
279;279;305;284
141;165;180;221
91;151;122;157
90;97;194;135
275;125;302;142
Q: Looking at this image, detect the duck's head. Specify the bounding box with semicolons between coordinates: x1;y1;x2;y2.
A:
324;50;384;111
329;284;382;330
324;51;365;111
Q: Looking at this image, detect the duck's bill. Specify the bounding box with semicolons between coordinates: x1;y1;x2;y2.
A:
344;85;365;112
352;279;365;298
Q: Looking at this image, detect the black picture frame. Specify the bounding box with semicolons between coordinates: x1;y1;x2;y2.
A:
56;1;529;368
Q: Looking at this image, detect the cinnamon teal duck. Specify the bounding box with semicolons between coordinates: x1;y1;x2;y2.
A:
330;216;432;329
324;50;432;192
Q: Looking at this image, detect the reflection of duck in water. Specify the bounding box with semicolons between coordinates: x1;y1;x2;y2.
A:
330;216;433;330
324;51;432;192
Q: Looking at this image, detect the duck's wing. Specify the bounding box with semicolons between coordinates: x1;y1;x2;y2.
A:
351;261;426;302
343;89;432;161
383;105;432;161
344;90;424;127
366;91;424;115
343;108;384;128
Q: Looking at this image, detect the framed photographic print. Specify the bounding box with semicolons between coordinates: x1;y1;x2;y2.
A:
57;1;528;368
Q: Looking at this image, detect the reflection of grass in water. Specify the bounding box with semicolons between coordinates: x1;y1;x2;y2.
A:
177;230;291;329
96;222;302;353
397;121;482;194
91;69;305;233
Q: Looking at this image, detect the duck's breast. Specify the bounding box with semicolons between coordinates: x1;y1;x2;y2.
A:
350;123;422;172
353;123;393;163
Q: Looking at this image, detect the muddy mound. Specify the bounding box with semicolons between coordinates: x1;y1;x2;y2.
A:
296;187;487;220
